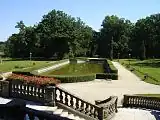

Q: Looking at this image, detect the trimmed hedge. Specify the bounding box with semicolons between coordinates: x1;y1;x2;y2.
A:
107;60;118;74
45;74;96;83
96;73;118;80
12;71;33;76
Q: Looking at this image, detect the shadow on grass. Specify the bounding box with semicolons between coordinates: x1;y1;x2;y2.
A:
151;110;160;120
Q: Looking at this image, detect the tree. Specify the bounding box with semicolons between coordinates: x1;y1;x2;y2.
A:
99;15;132;58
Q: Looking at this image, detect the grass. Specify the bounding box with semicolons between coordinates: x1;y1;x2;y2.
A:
119;59;160;85
0;59;67;72
42;63;104;76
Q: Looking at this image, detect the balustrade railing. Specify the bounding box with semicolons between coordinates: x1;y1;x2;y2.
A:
55;87;103;120
10;81;46;103
123;95;160;110
0;79;118;120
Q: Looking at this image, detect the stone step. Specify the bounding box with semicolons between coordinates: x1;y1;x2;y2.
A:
53;108;63;115
60;111;69;117
67;114;75;119
26;105;57;112
27;105;86;120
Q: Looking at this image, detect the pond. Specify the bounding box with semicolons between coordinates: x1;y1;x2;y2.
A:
44;63;104;75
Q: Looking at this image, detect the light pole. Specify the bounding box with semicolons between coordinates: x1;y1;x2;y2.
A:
30;52;32;61
129;53;131;65
118;53;120;62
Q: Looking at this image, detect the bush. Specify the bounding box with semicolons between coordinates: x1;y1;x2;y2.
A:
12;71;33;76
96;73;108;79
107;60;118;74
45;74;96;83
96;73;118;80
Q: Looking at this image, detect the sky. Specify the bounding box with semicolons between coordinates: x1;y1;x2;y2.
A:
0;0;160;41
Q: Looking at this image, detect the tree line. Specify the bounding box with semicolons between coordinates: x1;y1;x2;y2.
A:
3;9;160;59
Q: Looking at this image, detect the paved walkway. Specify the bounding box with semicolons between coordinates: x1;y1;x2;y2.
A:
113;108;158;120
59;62;160;105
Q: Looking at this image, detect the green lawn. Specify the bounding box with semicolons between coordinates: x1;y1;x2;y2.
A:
42;63;104;76
0;59;67;72
119;59;160;85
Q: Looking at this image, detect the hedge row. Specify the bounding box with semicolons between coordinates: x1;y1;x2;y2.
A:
45;74;96;83
107;60;118;74
96;73;118;80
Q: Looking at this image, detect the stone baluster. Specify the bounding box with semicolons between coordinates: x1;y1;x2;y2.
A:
75;98;79;110
70;96;74;108
64;93;69;106
90;105;94;117
80;102;85;112
59;89;63;103
85;104;90;114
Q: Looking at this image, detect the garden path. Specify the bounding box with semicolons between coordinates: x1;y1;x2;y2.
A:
58;62;160;106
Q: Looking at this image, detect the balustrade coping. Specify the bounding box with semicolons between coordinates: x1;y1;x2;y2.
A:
124;94;160;99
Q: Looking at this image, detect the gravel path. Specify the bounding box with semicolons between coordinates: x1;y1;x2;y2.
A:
59;62;160;106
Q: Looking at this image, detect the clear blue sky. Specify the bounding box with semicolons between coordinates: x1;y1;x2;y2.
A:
0;0;160;41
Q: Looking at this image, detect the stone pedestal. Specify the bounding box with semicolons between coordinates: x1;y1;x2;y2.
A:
45;86;56;106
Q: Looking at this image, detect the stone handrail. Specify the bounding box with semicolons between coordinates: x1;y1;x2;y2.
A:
123;95;160;110
95;96;118;120
55;87;103;120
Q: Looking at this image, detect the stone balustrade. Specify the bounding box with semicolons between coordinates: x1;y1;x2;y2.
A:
123;95;160;111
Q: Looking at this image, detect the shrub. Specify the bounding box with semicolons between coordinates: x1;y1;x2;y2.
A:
107;60;118;74
69;58;77;64
12;71;33;76
7;73;60;86
96;73;118;80
45;74;96;83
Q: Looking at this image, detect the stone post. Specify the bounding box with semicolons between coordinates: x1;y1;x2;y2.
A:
98;107;103;120
45;86;56;106
1;81;10;97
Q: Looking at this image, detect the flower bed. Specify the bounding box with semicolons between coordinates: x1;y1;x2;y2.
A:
7;74;60;86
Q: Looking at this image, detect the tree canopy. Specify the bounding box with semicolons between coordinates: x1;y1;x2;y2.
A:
5;10;160;59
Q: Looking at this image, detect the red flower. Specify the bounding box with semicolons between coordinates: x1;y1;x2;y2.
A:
8;74;61;86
